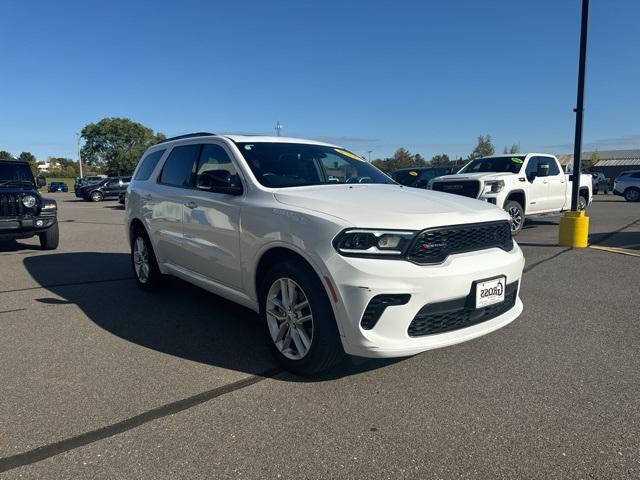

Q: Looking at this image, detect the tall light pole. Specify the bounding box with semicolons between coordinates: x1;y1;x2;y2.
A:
275;121;283;137
76;133;84;178
367;150;372;163
559;0;590;248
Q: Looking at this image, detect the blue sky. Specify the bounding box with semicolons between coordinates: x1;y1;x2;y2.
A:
1;0;638;161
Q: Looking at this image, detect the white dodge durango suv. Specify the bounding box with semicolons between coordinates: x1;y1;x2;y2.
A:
126;133;525;374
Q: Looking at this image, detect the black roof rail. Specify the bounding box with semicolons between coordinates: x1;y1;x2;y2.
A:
156;132;216;144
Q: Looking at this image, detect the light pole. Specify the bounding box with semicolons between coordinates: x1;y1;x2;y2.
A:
76;133;84;178
558;0;590;247
367;150;372;163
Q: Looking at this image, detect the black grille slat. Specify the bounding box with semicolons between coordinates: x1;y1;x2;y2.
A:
406;221;512;265
408;282;518;337
0;193;25;218
432;180;480;198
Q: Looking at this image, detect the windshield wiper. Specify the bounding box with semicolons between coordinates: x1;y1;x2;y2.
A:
0;180;34;187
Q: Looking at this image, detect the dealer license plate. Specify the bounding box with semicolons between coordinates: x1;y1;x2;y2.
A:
475;276;506;309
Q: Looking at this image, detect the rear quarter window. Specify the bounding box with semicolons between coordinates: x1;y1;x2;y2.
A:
134;149;166;181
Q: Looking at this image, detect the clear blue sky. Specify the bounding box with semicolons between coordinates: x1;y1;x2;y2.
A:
1;0;638;161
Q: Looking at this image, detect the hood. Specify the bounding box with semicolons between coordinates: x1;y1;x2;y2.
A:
432;172;517;182
273;184;509;230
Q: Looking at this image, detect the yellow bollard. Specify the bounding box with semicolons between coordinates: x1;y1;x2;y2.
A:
558;211;590;248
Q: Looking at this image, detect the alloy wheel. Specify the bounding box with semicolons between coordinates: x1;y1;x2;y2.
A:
578;196;587;211
508;206;523;232
266;277;314;360
91;191;102;202
626;189;639;202
133;237;150;283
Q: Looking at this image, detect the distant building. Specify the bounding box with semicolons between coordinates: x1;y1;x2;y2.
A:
556;149;640;179
37;160;61;173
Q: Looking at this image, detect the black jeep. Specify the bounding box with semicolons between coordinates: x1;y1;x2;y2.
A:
0;159;59;249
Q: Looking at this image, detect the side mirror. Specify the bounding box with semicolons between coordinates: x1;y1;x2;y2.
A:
37;177;46;187
537;163;550;178
198;171;243;195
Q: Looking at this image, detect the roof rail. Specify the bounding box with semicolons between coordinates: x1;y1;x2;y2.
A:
157;132;216;144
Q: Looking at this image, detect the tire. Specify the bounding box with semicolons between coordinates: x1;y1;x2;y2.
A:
578;195;588;211
90;190;104;202
624;187;640;202
504;200;524;236
259;260;344;375
38;222;59;250
131;227;164;291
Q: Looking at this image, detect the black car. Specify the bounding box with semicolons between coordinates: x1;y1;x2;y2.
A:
82;176;131;202
74;176;105;197
390;166;460;189
0;159;59;249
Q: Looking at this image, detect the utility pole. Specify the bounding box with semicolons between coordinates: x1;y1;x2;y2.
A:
367;150;372;163
570;0;589;211
275;121;283;137
559;0;590;248
76;133;84;178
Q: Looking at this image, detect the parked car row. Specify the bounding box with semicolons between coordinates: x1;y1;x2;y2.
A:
75;176;131;202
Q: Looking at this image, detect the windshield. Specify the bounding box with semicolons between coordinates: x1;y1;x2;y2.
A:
236;142;394;188
458;156;525;174
0;162;35;186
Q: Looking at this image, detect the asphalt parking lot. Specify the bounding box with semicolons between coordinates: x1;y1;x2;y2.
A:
1;194;638;479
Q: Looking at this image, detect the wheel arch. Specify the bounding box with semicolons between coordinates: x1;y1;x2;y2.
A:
506;189;526;213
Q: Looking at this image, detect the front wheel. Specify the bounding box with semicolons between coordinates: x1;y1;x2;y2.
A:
90;191;104;202
38;223;59;250
504;200;524;236
624;188;640;202
260;261;344;375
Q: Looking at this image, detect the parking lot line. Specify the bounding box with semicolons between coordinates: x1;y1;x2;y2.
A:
588;244;640;257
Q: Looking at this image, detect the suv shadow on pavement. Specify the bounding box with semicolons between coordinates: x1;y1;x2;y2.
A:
23;252;402;382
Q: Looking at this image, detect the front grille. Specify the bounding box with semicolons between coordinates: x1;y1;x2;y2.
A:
0;193;24;218
431;180;480;198
408;282;518;337
405;221;513;265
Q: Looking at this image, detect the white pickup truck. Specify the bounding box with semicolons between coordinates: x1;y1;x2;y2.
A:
429;153;592;234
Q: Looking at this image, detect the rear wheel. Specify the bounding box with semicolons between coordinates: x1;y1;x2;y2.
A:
38;223;59;250
131;228;163;290
624;188;640;202
578;195;588;211
259;261;344;375
504;200;524;236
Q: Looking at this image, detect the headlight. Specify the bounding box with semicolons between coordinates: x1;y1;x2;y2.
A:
333;229;416;257
484;180;505;193
22;195;37;208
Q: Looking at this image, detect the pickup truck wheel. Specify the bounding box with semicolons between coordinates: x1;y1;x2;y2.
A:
260;261;344;375
624;188;640;202
578;195;588;211
131;229;163;290
504;200;524;235
38;223;59;250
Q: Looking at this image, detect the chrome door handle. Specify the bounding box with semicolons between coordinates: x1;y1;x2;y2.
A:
185;201;197;209
142;194;152;201
543;180;548;184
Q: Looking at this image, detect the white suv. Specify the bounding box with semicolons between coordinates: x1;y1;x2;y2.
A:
613;170;640;202
126;133;525;374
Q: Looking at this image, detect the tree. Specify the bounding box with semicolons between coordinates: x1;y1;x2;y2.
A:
371;148;427;173
502;144;519;154
430;154;451;167
583;151;599;170
80;118;166;175
469;135;495;160
18;152;38;176
0;150;13;160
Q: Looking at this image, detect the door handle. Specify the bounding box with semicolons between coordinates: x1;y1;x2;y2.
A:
142;194;152;201
184;201;197;209
543;180;548;184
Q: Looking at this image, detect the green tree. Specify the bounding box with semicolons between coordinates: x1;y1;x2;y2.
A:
80;118;166;175
430;154;451;167
371;148;427;173
18;152;38;176
469;135;495;160
0;150;13;160
502;144;519;154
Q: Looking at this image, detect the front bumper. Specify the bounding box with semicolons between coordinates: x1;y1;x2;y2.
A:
325;242;525;358
0;215;57;240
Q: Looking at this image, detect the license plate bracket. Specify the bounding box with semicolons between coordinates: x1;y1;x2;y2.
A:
473;275;506;309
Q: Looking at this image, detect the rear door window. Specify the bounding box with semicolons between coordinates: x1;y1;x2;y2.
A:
159;145;201;188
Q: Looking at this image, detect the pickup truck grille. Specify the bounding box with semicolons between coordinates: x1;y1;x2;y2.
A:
407;281;518;337
431;180;480;198
405;221;513;265
0;193;25;218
